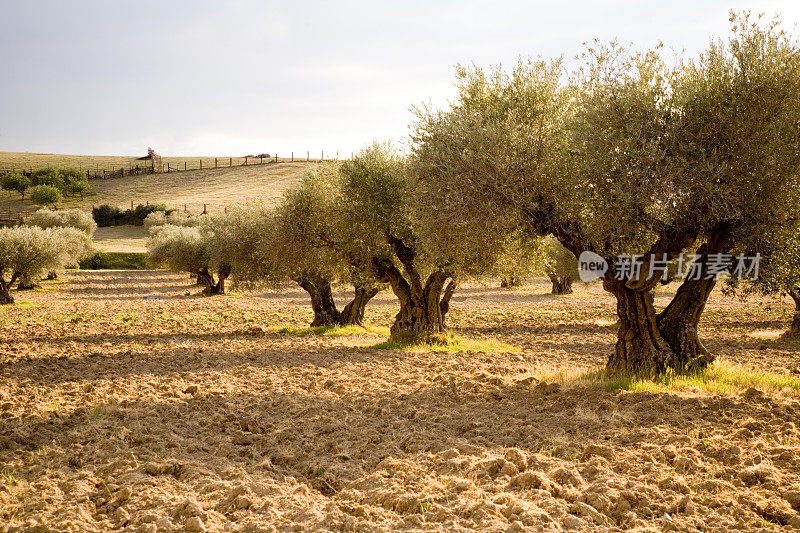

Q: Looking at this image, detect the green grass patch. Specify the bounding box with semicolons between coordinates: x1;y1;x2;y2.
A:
79;251;147;270
372;332;520;353
545;361;800;396
269;324;389;337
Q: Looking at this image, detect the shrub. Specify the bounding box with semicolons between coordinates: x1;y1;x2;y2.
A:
1;173;31;199
26;208;97;236
92;203;169;227
92;204;123;227
30;185;63;209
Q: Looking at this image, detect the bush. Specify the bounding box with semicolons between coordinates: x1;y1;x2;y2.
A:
26;208;97;236
92;204;123;227
30;185;63;209
79;252;146;270
92;203;170;227
1;173;31;199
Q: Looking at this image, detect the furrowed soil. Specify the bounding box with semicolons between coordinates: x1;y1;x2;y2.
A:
2;272;800;532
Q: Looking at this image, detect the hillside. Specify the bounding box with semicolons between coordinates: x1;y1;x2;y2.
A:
0;161;315;214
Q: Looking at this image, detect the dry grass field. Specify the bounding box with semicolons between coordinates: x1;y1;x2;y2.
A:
0;162;314;214
0;160;315;252
2;273;800;531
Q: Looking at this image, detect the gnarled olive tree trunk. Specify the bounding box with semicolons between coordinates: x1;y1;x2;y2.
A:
656;228;732;371
0;277;15;305
205;264;231;295
605;278;675;375
788;289;800;337
371;254;455;341
293;273;382;328
339;284;382;326
294;274;341;327
549;275;573;295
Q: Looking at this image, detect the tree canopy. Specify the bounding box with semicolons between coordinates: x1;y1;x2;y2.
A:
411;13;800;373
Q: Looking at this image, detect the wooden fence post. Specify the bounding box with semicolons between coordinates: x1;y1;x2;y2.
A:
291;151;294;162
229;157;232;167
274;153;278;163
336;151;338;160
244;156;248;165
321;150;324;161
203;204;207;214
184;161;187;171
307;151;309;162
215;158;218;168
260;156;263;164
199;159;202;170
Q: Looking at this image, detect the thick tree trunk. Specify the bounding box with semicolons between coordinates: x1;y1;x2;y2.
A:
196;269;214;290
295;274;341;327
0;279;14;305
45;271;57;281
606;280;674;375
656;229;731;371
205;264;231;295
549;275;573;295
340;284;381;326
788;289;800;337
16;274;38;291
500;277;519;288
388;270;452;341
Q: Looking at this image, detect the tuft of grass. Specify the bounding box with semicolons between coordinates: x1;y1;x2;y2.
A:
1;468;18;486
544;361;800;396
270;324;389;337
372;332;519;354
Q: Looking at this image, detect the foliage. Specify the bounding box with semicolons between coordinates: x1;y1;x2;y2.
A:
1;173;30;199
0;226;92;303
143;210;200;231
410;12;800;372
30;185;63;209
147;225;210;275
147;223;229;294
30;168;63;189
93;203;169;227
59;168;91;199
26;208;97;236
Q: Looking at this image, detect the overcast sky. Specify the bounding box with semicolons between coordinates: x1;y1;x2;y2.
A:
1;1;798;157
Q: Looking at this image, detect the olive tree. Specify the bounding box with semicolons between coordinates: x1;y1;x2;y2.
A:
26;208;97;237
543;237;579;295
412;14;800;374
143;210;200;231
59;168;91;199
0;226;90;304
147;225;229;294
341;144;503;340
30;185;63;210
22;208;97;285
266;166;385;327
1;173;30;199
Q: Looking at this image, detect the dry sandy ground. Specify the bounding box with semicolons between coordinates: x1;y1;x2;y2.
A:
2;273;800;532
